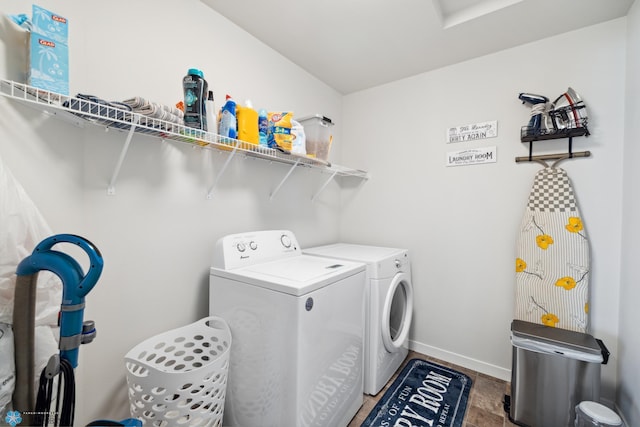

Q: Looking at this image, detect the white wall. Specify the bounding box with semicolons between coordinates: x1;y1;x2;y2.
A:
341;19;626;399
619;1;640;425
0;0;347;423
1;0;636;424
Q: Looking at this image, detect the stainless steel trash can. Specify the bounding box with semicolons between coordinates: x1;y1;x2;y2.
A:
509;320;606;427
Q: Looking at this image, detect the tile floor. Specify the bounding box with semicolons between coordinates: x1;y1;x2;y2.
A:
348;350;518;427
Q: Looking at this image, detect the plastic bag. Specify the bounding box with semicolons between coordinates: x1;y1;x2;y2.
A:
290;119;306;156
0;154;61;413
0;324;14;412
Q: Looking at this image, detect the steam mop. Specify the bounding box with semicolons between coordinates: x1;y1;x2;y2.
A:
10;234;139;426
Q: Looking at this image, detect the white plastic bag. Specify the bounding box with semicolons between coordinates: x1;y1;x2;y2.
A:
0;13;30;87
291;119;306;156
0;324;14;412
0;154;61;413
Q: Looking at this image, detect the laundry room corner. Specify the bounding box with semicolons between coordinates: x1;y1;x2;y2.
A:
339;17;626;398
0;0;349;423
2;0;639;425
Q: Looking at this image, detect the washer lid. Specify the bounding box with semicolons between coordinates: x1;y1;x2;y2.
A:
211;255;365;296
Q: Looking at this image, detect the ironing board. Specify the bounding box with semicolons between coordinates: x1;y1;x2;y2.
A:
515;167;590;333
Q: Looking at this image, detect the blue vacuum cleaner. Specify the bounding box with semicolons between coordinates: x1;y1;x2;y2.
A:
10;234;140;427
12;234;102;426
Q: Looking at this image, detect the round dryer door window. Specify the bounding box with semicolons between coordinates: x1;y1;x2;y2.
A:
381;272;413;352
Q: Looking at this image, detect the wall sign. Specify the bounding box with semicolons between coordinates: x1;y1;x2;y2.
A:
447;120;498;143
446;146;497;167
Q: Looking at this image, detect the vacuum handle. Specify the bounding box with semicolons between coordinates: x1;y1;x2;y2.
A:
17;234;104;368
33;233;104;298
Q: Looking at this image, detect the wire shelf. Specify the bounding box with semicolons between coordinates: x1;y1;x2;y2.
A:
0;79;368;196
520;118;590;142
0;79;368;174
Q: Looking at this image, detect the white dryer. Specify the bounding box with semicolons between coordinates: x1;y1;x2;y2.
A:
209;230;366;427
305;243;414;395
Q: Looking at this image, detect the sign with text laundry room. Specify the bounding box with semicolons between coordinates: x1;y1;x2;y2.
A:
446;146;497;167
447;120;498;143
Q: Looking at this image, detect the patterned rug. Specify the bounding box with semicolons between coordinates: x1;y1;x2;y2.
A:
361;359;472;427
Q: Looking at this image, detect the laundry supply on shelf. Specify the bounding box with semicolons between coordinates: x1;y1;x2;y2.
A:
205;90;217;136
182;68;208;130
120;96;184;131
267;111;294;151
31;5;69;96
258;108;269;147
290;119;306;156
236;99;259;145
5;5;70;95
298;114;334;161
7;13;32;30
218;94;237;141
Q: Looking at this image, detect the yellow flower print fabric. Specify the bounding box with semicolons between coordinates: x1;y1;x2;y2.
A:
515;167;590;332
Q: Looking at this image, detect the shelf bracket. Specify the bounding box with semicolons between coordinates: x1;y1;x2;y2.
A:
516;136;591;164
311;170;338;202
107;116;140;195
270;159;300;201
206;143;240;199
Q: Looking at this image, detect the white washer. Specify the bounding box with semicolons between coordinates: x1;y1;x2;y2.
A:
305;243;414;395
209;230;366;427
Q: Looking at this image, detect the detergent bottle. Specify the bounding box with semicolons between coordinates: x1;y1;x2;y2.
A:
205;90;217;135
218;95;237;140
258;108;269;147
182;68;208;130
236;99;259;145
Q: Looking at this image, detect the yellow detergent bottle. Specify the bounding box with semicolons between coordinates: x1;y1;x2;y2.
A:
236;100;259;146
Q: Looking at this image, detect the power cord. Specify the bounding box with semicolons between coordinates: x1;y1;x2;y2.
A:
34;357;75;426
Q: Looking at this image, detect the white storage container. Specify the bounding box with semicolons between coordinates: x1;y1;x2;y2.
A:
298;114;334;161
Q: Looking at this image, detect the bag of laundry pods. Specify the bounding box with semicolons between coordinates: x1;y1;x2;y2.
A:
267;112;294;151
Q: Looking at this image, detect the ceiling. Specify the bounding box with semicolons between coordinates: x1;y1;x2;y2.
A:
201;0;635;94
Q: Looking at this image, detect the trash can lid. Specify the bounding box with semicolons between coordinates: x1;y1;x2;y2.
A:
577;401;622;425
511;320;601;355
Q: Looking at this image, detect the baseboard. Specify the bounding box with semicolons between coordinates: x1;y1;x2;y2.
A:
409;339;511;382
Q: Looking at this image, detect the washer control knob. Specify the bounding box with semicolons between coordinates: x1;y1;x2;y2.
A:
395;259;401;269
236;242;246;252
281;234;292;248
249;241;258;250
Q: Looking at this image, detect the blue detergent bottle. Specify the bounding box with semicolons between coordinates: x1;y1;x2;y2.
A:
218;95;237;140
258;108;268;147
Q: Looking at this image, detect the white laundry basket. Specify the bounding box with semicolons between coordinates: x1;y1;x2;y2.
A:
124;316;231;427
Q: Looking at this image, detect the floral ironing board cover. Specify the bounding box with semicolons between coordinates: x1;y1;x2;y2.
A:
515;167;590;332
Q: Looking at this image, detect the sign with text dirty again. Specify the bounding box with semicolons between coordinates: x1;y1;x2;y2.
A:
447;120;498;143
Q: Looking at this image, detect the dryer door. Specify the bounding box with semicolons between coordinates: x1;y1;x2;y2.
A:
381;272;413;352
